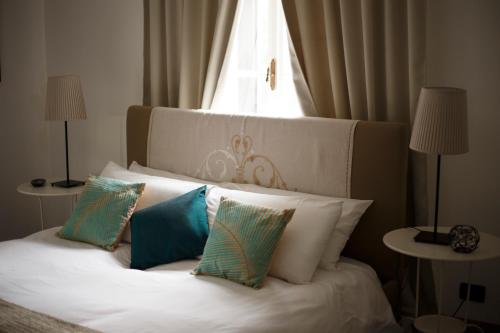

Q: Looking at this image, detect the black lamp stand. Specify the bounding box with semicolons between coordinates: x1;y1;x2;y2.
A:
51;121;85;188
414;154;450;245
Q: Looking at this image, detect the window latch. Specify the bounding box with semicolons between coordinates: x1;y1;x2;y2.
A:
266;58;276;91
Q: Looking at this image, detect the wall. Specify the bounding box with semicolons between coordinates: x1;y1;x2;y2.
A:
43;0;143;226
426;0;500;324
0;0;143;238
0;0;50;240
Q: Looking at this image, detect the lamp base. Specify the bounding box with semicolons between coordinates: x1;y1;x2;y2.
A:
414;230;450;245
51;179;85;188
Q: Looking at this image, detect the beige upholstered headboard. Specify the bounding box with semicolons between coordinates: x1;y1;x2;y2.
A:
126;105;409;312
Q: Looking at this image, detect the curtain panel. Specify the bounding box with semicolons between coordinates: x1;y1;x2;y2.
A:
281;0;434;315
143;0;237;109
282;0;426;122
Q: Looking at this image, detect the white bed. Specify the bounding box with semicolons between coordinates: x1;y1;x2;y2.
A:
1;106;409;332
0;227;397;333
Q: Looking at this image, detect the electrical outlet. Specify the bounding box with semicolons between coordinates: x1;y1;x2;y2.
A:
459;283;486;303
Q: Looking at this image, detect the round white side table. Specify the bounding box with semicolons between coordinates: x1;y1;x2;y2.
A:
383;226;500;333
17;181;85;230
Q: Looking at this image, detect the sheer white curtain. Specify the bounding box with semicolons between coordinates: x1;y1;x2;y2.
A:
211;0;306;117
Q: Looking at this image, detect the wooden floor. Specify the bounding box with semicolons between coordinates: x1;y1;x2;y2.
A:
400;317;500;333
464;320;500;333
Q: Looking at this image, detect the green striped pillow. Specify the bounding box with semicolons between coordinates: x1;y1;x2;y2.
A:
193;197;294;288
58;176;145;250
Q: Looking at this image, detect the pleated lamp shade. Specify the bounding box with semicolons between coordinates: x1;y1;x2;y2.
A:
45;75;87;121
410;87;469;155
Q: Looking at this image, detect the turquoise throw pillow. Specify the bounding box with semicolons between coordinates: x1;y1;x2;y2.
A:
193;197;295;289
58;176;145;251
130;186;209;270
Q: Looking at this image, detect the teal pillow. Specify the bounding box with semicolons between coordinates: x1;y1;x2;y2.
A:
193;197;295;289
130;186;209;270
58;176;145;250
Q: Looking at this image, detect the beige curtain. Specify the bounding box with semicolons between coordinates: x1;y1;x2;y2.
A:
282;0;434;315
143;0;237;109
282;0;425;122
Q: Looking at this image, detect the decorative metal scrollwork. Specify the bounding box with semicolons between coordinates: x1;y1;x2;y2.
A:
196;134;289;190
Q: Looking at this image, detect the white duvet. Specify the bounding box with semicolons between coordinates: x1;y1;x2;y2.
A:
0;228;398;333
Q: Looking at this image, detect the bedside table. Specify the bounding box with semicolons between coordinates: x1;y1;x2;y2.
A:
17;181;85;231
383;226;500;333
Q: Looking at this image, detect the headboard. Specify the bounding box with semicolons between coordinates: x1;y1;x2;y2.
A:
126;105;409;311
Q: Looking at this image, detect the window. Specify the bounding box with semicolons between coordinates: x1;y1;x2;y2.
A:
211;0;303;117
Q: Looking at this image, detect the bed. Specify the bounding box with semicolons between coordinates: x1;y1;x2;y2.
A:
0;106;408;333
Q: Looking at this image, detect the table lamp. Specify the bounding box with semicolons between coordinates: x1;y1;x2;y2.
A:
410;87;469;245
45;75;87;188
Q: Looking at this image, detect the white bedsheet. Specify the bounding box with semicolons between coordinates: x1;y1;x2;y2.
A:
0;228;398;333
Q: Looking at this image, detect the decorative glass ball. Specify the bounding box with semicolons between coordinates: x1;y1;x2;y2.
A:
449;225;480;253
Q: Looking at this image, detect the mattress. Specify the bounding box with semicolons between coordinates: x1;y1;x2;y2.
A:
0;228;398;333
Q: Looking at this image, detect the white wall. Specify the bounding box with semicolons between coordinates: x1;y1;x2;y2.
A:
0;0;143;238
0;0;50;240
45;0;143;176
43;0;143;226
426;0;500;324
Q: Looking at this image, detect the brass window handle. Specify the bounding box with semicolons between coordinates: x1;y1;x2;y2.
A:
266;58;276;90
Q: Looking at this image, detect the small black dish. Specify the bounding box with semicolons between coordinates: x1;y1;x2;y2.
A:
31;178;46;188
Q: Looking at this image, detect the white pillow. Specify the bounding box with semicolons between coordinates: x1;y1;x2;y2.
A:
221;183;372;270
129;161;216;184
104;162;346;282
101;161;213;242
205;186;343;284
